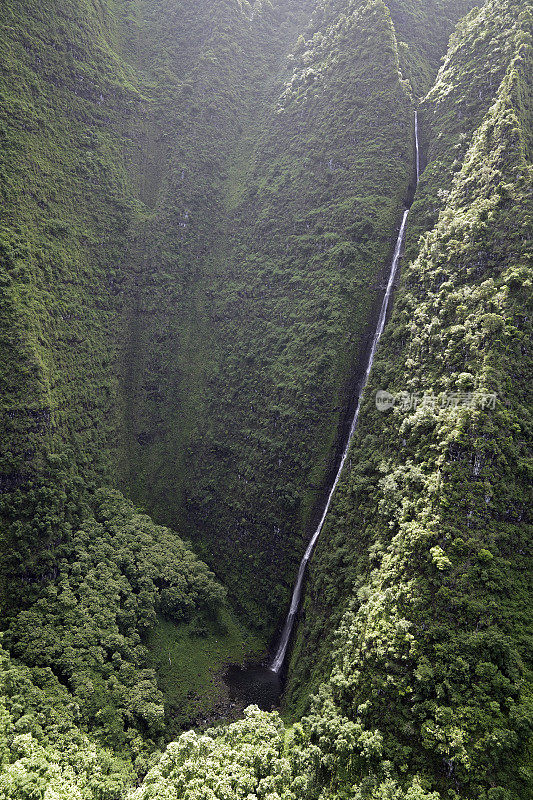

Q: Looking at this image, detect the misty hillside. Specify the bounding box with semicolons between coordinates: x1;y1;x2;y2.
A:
0;0;531;798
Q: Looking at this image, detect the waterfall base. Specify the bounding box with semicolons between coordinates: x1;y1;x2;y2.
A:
224;664;282;711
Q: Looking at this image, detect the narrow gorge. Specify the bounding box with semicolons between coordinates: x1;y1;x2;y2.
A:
0;1;531;799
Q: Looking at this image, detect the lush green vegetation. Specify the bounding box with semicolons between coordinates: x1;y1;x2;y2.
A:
126;0;532;795
0;638;135;798
286;1;533;796
145;611;263;731
118;0;414;626
0;0;530;797
0;0;274;734
5;490;227;743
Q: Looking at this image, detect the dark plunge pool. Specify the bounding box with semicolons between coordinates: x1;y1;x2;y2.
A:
224;664;282;711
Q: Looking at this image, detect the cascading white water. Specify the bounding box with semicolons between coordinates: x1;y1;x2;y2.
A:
269;111;420;675
415;110;420;183
270;210;408;672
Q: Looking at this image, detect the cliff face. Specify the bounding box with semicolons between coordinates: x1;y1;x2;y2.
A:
114;0;474;626
285;0;532;795
0;0;531;797
0;0;141;600
0;0;472;627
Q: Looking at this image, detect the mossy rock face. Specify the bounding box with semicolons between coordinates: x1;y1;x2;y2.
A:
120;0;418;627
285;2;532;797
0;0;531;797
0;0;479;628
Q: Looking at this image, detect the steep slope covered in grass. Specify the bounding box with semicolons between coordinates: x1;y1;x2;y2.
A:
1;0;531;797
129;1;532;796
285;0;532;793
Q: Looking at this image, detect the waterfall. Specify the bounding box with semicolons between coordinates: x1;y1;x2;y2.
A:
269;111;420;675
415;110;420;184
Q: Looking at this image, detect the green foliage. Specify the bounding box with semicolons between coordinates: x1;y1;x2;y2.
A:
145;611;264;734
131;706;292;800
407;0;529;255
0;0;531;798
0;0;144;608
286;2;532;796
131;0;416;626
0;642;134;799
4;489;226;749
0;0;482;636
128;704;444;799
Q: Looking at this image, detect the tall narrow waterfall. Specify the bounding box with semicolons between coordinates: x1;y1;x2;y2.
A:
415;110;420;183
270;111;420;675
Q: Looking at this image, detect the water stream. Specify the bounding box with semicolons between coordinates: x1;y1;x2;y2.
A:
270;207;409;673
415;110;420;183
225;111;420;704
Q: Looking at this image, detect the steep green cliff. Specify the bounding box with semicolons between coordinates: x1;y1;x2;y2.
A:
0;0;478;630
0;7;273;772
0;0;530;797
119;0;476;629
128;1;532;797
286;0;533;794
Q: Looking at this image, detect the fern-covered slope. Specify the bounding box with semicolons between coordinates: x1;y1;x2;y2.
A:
129;1;532;797
286;0;533;794
0;0;530;797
